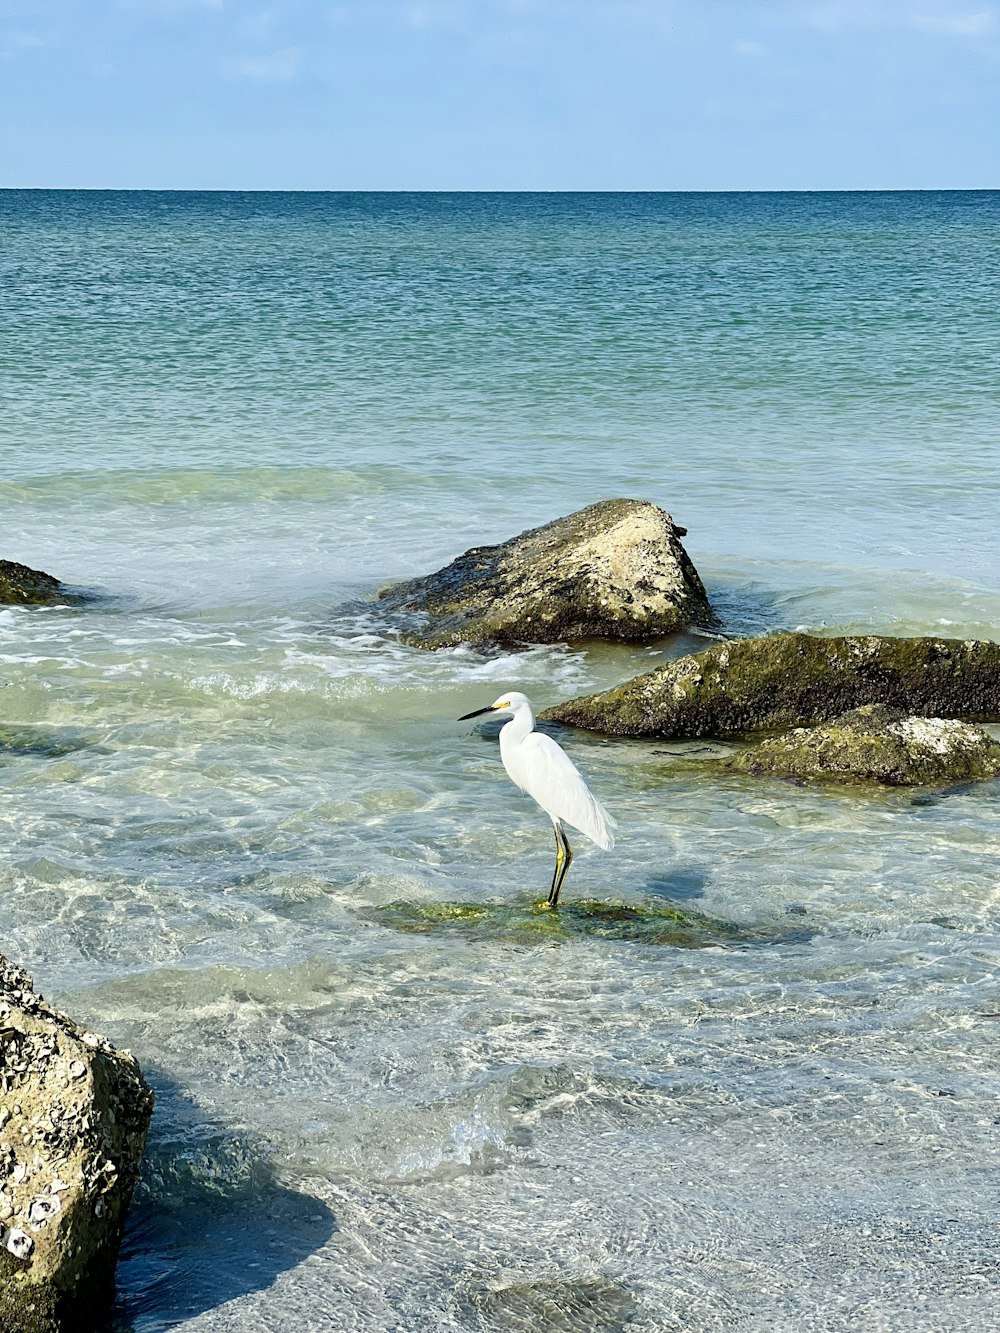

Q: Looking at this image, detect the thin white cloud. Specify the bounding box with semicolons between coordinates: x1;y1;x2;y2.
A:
118;0;224;13
0;28;44;58
734;37;767;55
403;2;468;27
783;1;998;33
912;9;997;32
226;45;299;79
795;4;867;28
242;8;279;36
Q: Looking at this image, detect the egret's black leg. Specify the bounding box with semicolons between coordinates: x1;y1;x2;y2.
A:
548;826;573;908
548;822;564;904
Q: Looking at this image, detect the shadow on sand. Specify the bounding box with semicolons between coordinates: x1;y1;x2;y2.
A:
641;864;711;902
103;1071;337;1331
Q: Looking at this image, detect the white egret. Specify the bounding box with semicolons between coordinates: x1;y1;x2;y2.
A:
458;692;616;907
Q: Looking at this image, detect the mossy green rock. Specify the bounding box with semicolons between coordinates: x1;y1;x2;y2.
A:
0;561;65;607
455;1275;637;1332
0;953;154;1333
542;632;1000;738
724;704;1000;787
376;498;713;649
369;898;803;949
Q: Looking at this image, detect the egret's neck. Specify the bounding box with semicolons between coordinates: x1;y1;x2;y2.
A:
500;701;535;745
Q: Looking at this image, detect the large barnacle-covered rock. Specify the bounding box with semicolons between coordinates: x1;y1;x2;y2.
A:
376;499;714;649
0;953;153;1333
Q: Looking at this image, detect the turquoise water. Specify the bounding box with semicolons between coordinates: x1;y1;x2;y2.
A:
2;191;999;1330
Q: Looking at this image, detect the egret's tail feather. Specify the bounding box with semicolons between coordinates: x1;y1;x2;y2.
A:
587;799;617;851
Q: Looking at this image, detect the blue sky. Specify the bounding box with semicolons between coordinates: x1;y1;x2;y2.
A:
1;0;997;189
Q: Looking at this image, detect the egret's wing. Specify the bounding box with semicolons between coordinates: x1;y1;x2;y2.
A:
507;731;616;850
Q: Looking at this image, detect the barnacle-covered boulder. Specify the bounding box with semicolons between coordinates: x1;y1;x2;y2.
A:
0;561;66;607
0;953;153;1333
723;704;1000;786
542;632;1000;737
376;499;713;649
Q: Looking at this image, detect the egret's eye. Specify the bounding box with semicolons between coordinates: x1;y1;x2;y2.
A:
496;700;510;709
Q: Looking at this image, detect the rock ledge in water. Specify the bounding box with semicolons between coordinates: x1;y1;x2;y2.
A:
0;562;66;608
0;953;154;1333
542;632;1000;737
724;704;1000;786
377;499;713;649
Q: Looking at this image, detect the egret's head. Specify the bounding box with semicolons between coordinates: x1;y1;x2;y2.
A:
458;691;532;721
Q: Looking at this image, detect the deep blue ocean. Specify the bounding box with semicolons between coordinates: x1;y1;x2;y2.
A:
2;191;999;1331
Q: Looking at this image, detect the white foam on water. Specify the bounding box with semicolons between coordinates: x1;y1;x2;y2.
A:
392;1103;516;1183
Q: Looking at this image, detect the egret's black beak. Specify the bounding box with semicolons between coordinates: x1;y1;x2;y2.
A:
458;705;495;721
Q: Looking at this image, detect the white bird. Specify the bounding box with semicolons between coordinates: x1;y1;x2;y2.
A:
457;692;616;907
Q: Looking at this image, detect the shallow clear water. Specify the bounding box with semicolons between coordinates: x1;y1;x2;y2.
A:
1;190;999;1331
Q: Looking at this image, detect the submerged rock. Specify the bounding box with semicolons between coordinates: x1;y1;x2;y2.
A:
542;632;1000;738
723;704;1000;786
0;953;153;1333
369;898;809;949
455;1274;638;1332
0;561;66;607
376;498;713;649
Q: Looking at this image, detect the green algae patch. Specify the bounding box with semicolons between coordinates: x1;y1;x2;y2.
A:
368;897;793;949
723;704;1000;788
561;899;745;947
0;1278;63;1333
542;631;1000;739
369;899;568;945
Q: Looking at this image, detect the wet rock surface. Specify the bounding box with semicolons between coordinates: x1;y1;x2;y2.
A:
454;1274;638;1332
0;562;66;608
0;953;153;1333
369;898;811;949
723;704;1000;786
542;632;1000;738
376;498;713;649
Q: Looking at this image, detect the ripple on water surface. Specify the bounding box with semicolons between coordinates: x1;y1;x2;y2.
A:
3;190;1000;1332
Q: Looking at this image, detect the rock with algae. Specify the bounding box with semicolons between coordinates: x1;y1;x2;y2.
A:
0;952;153;1333
542;632;1000;738
0;562;66;608
723;704;1000;787
376;498;713;649
369;899;807;949
454;1274;638;1333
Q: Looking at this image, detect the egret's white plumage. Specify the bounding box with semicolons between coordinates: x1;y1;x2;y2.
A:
458;691;616;906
